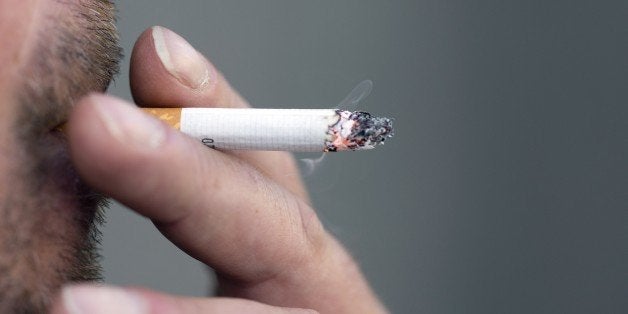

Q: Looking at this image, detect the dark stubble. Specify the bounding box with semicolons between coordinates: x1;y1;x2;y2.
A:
0;0;121;312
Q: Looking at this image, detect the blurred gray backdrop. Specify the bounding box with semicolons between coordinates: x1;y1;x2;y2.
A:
104;1;628;313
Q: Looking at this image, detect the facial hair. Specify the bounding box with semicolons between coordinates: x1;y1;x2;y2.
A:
0;0;121;312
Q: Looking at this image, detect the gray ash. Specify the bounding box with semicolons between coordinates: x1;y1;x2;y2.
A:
325;110;394;152
345;110;394;149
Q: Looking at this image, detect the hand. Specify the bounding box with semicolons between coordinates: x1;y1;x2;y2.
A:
51;26;387;314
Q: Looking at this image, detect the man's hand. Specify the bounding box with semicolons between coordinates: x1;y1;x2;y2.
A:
51;26;386;314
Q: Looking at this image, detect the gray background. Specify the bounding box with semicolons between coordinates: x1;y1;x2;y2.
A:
104;1;628;313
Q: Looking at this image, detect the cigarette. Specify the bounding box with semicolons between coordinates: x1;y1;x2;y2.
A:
142;108;394;152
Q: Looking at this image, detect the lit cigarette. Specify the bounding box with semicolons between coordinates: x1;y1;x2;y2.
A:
142;108;394;152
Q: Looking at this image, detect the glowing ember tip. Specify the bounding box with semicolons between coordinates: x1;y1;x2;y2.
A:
326;110;394;152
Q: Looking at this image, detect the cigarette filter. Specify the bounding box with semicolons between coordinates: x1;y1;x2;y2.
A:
143;108;393;152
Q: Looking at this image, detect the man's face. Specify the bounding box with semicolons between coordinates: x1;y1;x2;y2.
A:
0;0;121;311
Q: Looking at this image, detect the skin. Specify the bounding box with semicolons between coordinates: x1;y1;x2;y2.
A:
1;0;387;313
1;0;118;312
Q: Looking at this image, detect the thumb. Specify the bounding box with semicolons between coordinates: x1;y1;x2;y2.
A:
51;285;317;314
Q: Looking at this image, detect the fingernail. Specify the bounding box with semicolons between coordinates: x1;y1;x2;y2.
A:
62;285;148;314
92;95;166;149
152;26;211;89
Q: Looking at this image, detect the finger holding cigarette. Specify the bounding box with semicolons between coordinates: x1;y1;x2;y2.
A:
143;107;394;152
64;26;390;312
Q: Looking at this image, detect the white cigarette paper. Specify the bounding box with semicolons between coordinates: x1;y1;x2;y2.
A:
143;108;394;152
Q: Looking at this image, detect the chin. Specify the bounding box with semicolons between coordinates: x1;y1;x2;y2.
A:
0;127;106;312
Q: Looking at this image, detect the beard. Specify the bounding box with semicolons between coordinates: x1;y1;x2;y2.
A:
0;0;121;312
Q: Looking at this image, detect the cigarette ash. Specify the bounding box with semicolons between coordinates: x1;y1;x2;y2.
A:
325;110;394;152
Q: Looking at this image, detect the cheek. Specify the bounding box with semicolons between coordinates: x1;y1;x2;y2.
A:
0;0;40;76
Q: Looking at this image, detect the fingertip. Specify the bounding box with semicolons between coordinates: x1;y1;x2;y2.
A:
66;94;117;175
129;27;163;105
66;94;172;197
130;26;221;107
68;93;165;161
52;285;149;314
